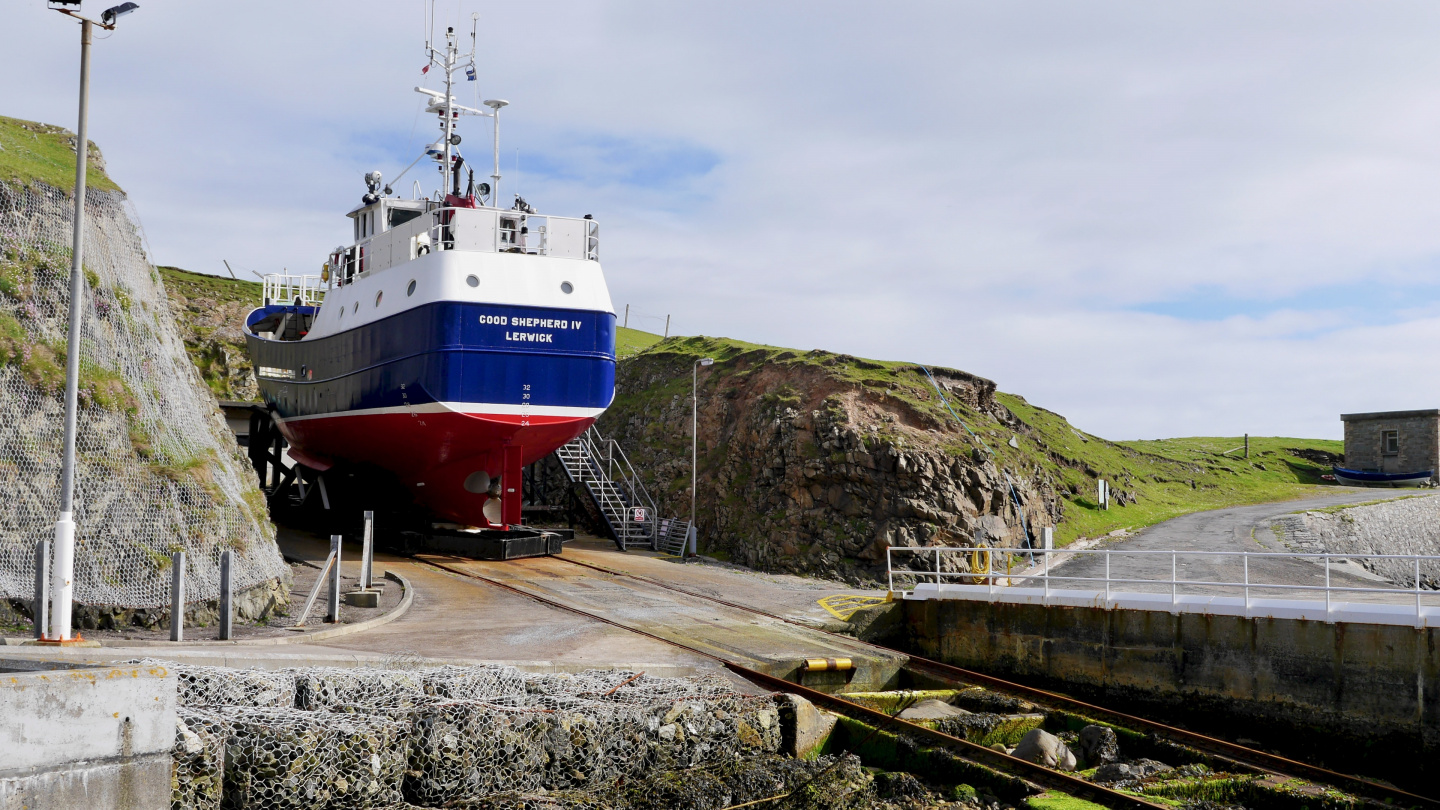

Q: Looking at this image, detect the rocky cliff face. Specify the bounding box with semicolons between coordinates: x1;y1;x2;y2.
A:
598;338;1068;584
0;116;288;611
159;266;261;401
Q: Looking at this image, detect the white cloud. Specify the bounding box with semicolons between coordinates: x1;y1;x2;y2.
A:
6;0;1440;440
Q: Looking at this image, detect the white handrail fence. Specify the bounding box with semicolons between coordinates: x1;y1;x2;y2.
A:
263;274;326;306
887;546;1440;629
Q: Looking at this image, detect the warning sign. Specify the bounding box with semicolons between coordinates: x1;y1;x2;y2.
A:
631;507;647;522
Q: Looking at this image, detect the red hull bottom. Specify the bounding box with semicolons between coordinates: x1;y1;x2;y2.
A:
276;409;593;527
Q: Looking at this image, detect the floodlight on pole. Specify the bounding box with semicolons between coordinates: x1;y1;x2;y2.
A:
101;2;138;25
688;358;713;562
45;0;138;644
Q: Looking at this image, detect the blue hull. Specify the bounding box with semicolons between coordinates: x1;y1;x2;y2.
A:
246;300;616;420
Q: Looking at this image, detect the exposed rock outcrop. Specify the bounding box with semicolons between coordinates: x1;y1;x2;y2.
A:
598;339;1065;583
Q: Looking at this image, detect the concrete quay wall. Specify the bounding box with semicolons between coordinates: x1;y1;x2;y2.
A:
904;598;1439;788
0;659;176;810
1269;493;1440;585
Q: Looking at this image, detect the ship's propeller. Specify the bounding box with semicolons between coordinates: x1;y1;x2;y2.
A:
482;498;503;525
463;470;490;494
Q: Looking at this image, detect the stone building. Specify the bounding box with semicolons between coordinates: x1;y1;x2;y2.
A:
1340;409;1440;478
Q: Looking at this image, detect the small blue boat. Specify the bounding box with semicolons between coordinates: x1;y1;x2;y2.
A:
1331;467;1434;487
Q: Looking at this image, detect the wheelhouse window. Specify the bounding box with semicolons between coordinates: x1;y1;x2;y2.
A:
1382;430;1399;455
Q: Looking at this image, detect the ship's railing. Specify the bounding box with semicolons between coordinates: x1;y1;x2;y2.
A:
426;207;599;260
333;206;599;285
888;545;1440;629
263;274;326;306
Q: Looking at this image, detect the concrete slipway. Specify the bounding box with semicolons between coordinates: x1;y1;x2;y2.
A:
4;527;901;682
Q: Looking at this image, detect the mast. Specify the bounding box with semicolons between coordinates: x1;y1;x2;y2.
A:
412;6;485;203
443;27;454;196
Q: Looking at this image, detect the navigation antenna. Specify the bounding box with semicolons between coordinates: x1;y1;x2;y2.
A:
415;6;488;202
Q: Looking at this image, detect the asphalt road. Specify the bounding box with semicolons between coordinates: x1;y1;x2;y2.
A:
1045;488;1420;600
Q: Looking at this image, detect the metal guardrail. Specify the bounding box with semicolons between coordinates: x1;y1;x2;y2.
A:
888;546;1440;628
557;427;660;551
263;274;325;306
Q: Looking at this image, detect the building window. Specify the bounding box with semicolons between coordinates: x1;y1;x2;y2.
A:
1382;430;1399;455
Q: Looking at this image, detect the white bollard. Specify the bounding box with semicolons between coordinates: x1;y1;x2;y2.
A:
361;511;374;590
33;540;49;640
219;550;233;641
170;551;186;642
325;535;342;623
48;516;75;641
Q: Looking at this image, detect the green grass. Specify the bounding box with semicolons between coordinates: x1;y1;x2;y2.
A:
0;115;120;193
1025;792;1111;810
617;335;1349;545
616;326;663;359
157;265;261;304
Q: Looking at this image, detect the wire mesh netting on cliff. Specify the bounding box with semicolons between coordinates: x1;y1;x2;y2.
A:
0;180;286;608
156;659;783;810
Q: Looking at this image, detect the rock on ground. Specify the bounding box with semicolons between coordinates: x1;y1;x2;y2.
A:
1012;728;1076;771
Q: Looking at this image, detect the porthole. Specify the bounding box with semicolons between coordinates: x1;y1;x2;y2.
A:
407;279;417;296
560;281;574;294
352;302;358;314
466;274;479;288
375;291;384;307
338;306;344;321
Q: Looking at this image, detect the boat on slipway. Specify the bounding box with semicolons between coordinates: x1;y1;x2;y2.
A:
1330;467;1434;488
244;19;615;530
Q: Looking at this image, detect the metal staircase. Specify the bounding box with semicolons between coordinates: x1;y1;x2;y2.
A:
554;426;691;553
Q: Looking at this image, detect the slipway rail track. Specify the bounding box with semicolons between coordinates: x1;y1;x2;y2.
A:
409;552;1434;810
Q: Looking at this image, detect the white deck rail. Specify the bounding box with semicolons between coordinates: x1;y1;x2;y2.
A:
263;274;326;306
887;546;1440;629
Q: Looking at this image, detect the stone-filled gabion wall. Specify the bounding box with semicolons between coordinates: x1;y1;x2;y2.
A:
157;660;782;810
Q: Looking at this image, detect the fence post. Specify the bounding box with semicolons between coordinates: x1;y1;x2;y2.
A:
1043;545;1050;602
1243;553;1250;617
1416;557;1423;629
1324;554;1331;620
1105;553;1111;604
361;510;375;590
33;540;49;640
170;551;186;642
987;548;995;599
887;548;894;593
934;546;941;587
325;535;341;623
219;550;233;641
1170;551;1177;611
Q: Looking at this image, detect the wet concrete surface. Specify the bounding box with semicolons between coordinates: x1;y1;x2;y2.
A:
1044;488;1425;600
277;527;900;686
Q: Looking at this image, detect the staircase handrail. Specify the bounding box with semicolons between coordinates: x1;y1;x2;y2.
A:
581;426;659;541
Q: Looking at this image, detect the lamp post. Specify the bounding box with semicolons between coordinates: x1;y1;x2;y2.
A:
45;0;139;643
688;358;713;562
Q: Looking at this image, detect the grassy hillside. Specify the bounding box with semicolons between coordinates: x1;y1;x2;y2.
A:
617;335;1343;546
157;266;261;401
617;326;663;359
0;115;120;193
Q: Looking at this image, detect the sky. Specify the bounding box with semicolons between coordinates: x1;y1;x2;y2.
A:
4;1;1440;441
